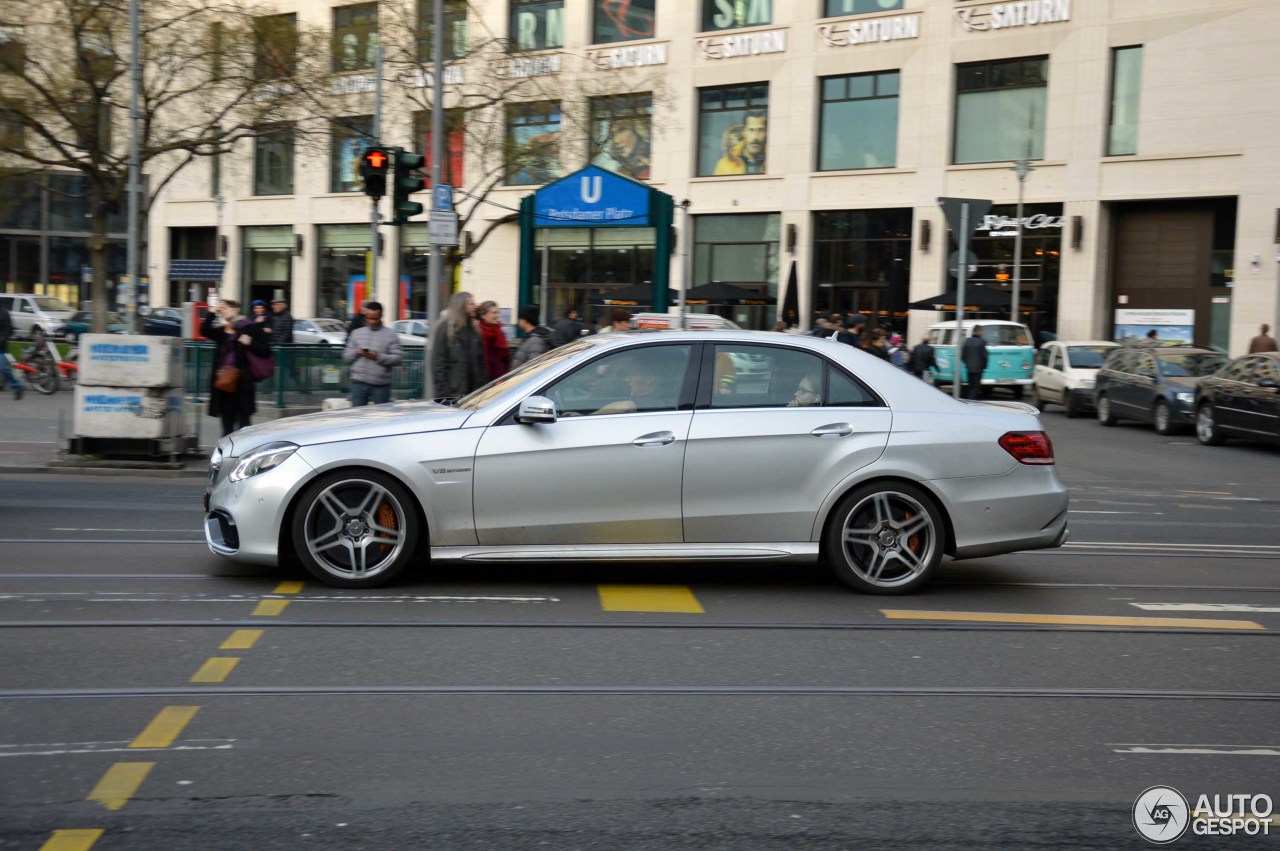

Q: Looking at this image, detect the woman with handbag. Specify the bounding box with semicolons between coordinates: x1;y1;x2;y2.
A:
201;299;271;436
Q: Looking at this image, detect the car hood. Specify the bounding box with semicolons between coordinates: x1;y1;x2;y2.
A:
225;401;472;455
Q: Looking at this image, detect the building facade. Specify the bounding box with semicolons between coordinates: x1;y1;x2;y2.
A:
131;0;1280;351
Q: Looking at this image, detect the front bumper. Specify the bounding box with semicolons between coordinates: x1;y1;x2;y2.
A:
203;451;315;565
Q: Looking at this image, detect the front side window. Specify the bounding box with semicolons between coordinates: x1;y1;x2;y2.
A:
331;116;375;193
0;24;25;74
510;0;564;52
545;345;693;416
506;101;561;186
819;71;899;171
591;94;653;181
697;84;769;177
1107;46;1143;156
594;0;656;44
708;344;878;409
954;56;1047;164
333;3;378;72
254;14;297;80
254;124;295;196
417;0;468;62
824;0;903;15
701;0;772;32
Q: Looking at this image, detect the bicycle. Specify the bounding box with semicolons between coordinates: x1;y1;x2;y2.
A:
9;328;77;394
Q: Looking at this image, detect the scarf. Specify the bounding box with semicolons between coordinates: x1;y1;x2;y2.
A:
477;320;510;380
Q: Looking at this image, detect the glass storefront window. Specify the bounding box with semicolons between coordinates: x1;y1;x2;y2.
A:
691;213;779;329
819;71;899;171
331;116;374;194
333;3;378;73
506;101;561;186
701;0;771;32
510;0;564;52
593;0;656;44
48;173;125;234
318;224;373;321
533;227;655;328
254;123;294;196
242;225;294;307
954;57;1047;165
1108;46;1142;156
824;0;903;15
697;84;769;177
812;210;912;328
591;94;652;181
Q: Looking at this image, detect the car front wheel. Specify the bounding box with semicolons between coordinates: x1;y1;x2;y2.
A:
1196;403;1225;446
825;482;944;595
1096;393;1117;426
291;469;421;588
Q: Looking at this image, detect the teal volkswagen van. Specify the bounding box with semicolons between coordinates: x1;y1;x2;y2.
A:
927;319;1035;398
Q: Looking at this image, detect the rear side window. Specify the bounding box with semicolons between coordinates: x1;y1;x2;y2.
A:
707;344;880;409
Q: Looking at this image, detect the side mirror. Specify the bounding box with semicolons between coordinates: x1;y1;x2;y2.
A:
516;395;557;424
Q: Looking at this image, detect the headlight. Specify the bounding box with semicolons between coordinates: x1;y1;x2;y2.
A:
228;441;298;483
1175;391;1194;404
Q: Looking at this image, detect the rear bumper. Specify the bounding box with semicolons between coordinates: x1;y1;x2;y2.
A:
930;467;1069;560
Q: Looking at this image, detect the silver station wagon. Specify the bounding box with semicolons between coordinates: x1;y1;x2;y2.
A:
204;331;1069;593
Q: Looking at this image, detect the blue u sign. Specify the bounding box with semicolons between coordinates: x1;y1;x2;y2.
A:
533;166;651;228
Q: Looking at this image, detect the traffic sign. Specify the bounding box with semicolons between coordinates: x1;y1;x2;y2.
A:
429;211;459;246
432;184;453;212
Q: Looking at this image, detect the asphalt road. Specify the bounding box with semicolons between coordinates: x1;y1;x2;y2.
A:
0;412;1277;849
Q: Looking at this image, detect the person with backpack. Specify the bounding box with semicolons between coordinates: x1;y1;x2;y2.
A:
905;333;937;381
343;300;403;407
200;299;271;436
511;306;556;369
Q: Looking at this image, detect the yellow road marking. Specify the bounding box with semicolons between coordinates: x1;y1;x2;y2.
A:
39;830;104;851
86;762;153;811
598;585;704;613
130;706;200;749
273;581;304;594
190;657;239;683
880;610;1265;630
220;629;263;650
251;599;290;616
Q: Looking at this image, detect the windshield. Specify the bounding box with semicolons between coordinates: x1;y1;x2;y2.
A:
1066;346;1112;369
982;325;1031;346
1157;352;1227;378
34;297;72;312
456;339;594;410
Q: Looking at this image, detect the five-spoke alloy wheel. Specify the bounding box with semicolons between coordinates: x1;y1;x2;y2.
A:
291;470;420;588
825;482;944;594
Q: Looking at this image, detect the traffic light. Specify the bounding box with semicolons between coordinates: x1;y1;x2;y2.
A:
359;145;390;198
392;148;426;224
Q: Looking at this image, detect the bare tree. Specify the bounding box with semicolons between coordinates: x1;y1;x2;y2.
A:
0;0;327;332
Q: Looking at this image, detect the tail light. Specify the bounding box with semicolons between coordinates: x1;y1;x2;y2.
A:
999;431;1055;465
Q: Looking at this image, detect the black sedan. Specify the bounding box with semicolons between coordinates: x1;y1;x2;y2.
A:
1194;352;1280;446
1094;346;1227;434
143;306;184;336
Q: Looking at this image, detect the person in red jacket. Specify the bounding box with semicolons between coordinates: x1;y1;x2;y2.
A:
476;300;511;381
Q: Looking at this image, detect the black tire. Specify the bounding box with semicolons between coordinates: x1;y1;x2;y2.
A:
1195;403;1226;446
824;481;945;595
1096;393;1117;426
1012;386;1025;401
26;354;60;395
1064;392;1081;419
291;469;422;588
1153;400;1175;435
1030;385;1046;411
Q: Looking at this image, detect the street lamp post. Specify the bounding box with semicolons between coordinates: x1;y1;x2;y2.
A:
1010;158;1035;322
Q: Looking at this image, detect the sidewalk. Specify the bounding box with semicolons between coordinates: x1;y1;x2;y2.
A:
0;387;259;477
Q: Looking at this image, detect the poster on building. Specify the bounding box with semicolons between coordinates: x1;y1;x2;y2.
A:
1114;309;1194;345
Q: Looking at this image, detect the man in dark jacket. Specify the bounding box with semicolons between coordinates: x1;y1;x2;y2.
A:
0;301;20;399
961;325;989;399
905;334;936;380
512;306;556;368
552;307;585;347
270;298;295;345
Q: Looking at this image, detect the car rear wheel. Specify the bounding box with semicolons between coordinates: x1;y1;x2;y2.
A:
1195;403;1226;446
825;482;943;595
1096;393;1117;426
1153;400;1175;435
291;469;421;588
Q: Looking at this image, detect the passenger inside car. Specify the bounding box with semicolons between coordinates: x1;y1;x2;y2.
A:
787;372;822;407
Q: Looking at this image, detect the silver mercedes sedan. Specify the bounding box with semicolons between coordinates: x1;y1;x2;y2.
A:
204;331;1068;593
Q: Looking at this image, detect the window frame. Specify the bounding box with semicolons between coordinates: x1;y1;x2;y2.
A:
0;24;26;74
332;3;379;73
952;55;1048;166
509;0;566;53
417;0;468;62
696;83;770;177
505;100;562;187
700;0;773;33
822;0;904;18
253;123;296;197
330;116;375;194
817;70;900;172
590;93;654;181
1106;45;1143;157
253;13;297;81
592;0;657;45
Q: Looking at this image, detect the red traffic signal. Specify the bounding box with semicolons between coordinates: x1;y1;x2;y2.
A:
359;145;389;198
361;147;389;174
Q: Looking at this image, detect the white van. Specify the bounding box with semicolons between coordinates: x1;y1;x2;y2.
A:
927;319;1035;397
0;294;75;340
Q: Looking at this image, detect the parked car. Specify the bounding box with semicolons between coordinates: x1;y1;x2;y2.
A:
142;306;185;337
0;293;75;340
204;331;1068;592
1194;352;1280;446
927;319;1035;399
293;318;348;346
1094;345;1227;434
1032;340;1117;417
392;319;428;347
65;310;127;339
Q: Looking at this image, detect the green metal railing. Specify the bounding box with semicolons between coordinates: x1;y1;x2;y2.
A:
185;343;426;408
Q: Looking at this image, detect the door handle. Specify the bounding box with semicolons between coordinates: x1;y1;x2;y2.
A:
810;423;853;438
632;431;676;447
